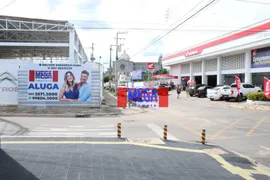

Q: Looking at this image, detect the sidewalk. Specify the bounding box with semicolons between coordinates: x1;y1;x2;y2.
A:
1;137;269;180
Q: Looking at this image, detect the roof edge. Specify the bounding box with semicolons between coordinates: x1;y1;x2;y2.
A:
162;18;270;61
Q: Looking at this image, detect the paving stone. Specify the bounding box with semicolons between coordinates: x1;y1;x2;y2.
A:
1;141;268;180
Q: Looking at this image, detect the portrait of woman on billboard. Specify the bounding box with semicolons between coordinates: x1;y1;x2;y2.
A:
58;71;79;102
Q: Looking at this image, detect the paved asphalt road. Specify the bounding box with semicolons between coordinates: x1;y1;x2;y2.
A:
1;90;270;178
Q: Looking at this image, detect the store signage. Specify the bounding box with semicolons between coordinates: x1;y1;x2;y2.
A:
117;87;168;108
251;47;270;68
185;50;199;57
147;63;155;70
26;64;92;104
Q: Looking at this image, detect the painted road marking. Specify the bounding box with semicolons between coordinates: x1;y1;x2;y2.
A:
246;116;268;136
146;123;178;141
210;116;245;140
31;128;115;132
99;125;114;128
261;146;270;151
28;132;85;136
98;132;116;136
69;125;85;128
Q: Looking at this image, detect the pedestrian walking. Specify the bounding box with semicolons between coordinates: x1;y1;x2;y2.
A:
177;85;182;99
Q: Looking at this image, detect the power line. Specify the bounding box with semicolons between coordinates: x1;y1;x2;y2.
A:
0;0;17;11
236;0;270;4
131;0;218;58
130;0;205;56
75;27;269;32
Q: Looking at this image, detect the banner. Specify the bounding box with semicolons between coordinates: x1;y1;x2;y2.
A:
234;75;241;95
27;64;91;103
264;77;270;99
131;70;142;80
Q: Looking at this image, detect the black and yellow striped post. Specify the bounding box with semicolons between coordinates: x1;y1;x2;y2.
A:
117;123;121;138
163;125;167;140
201;129;206;144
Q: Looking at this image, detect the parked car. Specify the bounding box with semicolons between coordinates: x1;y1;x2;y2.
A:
220;83;262;102
207;85;230;101
188;84;207;96
197;85;213;98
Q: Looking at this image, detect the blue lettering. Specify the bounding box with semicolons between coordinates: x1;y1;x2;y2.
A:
137;88;143;102
127;88;158;103
53;84;58;89
28;83;59;90
151;89;158;102
28;84;35;89
128;88;137;102
143;88;151;102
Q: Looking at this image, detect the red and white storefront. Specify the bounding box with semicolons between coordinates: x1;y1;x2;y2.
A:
162;19;270;88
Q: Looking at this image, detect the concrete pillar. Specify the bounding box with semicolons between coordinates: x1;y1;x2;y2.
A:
245;50;252;83
179;64;182;84
69;31;75;64
190;62;194;81
217;56;223;85
201;60;207;84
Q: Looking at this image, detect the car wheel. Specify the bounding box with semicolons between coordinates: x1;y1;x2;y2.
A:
210;98;214;101
258;90;261;92
225;98;230;102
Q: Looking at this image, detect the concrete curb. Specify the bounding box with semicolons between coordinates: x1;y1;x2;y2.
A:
0;112;122;118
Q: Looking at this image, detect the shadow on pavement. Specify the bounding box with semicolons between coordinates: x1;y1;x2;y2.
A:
0;149;39;180
0;118;29;136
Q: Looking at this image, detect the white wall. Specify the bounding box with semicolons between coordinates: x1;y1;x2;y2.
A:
0;59;30;105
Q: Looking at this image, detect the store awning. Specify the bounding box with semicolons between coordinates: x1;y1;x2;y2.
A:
152;74;178;79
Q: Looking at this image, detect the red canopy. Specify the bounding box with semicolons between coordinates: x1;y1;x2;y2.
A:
152;74;178;79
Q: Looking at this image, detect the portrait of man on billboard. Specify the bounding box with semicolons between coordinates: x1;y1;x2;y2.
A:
77;70;91;102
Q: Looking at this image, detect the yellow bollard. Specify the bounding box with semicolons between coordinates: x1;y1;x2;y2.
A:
201;129;206;144
163;125;167;140
117;123;121;138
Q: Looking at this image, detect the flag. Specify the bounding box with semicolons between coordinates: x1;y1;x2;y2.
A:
234;76;241;95
264;77;270;99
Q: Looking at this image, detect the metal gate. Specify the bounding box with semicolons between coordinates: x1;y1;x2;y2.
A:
222;53;245;70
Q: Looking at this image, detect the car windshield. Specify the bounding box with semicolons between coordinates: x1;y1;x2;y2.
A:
213;87;221;90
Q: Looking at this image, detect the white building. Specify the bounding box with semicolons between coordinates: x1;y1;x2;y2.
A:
162;19;270;88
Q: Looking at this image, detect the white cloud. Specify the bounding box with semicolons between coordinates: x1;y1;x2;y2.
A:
1;0;270;70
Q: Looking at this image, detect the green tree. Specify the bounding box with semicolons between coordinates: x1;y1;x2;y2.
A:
156;68;169;75
103;75;109;83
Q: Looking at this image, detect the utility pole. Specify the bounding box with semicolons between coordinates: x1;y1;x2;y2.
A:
114;32;128;92
109;45;116;88
90;43;95;62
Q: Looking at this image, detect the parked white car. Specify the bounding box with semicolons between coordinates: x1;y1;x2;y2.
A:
207;85;230;101
220;83;262;102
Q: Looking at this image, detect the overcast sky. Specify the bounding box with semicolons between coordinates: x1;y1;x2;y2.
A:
1;0;270;69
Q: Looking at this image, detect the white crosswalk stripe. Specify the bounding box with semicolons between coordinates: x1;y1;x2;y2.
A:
27;124;117;137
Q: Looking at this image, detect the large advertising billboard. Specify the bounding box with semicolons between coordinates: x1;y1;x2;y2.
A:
251;47;270;68
26;63;91;104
